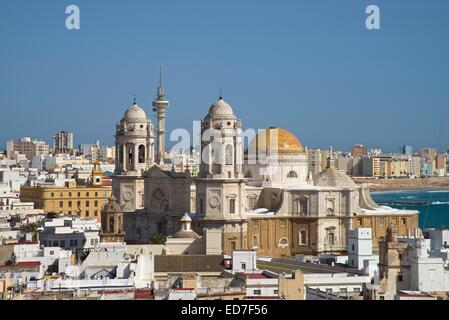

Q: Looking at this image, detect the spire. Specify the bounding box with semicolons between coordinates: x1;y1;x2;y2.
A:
219;88;223;100
133;94;137;105
157;65;165;98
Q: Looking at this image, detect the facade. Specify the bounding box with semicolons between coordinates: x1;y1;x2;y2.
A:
113;95;418;258
52;131;74;154
20;177;111;221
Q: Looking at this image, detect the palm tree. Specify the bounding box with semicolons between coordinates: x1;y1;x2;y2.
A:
20;222;40;241
149;233;166;245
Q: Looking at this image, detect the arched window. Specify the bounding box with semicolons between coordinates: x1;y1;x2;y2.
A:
287;171;298;178
225;145;233;165
326;199;335;216
128;146;133;163
138;145;145;163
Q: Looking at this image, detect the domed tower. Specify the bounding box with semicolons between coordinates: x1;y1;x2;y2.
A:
112;100;154;212
196;96;247;253
199;97;244;180
100;196;125;243
115;100;155;175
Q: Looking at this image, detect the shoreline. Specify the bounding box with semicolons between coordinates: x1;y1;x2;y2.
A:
352;177;449;192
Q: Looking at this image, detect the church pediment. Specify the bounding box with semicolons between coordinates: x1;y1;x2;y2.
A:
143;165;172;179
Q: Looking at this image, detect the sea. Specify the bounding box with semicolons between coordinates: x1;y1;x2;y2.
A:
371;189;449;229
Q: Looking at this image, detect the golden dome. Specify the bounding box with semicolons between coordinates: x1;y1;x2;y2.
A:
248;127;303;154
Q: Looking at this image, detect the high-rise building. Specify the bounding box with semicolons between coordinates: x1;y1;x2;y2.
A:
351;144;368;158
7;137;50;160
402;145;413;156
53;131;74;154
435;154;447;176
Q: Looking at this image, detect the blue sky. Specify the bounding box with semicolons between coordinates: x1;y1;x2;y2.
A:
1;0;448;152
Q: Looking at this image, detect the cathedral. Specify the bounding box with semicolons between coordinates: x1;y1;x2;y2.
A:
111;74;419;258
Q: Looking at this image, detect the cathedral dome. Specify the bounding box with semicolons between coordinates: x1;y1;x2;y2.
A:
123;103;147;121
208;97;234;117
248;127;303;154
313;168;357;188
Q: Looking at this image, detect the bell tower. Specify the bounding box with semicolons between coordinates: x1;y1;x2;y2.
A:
91;160;103;187
100;196;125;243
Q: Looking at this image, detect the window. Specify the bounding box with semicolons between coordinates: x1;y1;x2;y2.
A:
60;240;65;248
51;192;54;197
69;192;72;197
50;250;54;255
253;235;260;247
241;263;246;270
274;290;279;295
86;201;90;207
231;241;236;251
59;201;63;208
68;201;72;207
402;218;406;225
138;145;145;163
94;200;98;207
354;288;360;293
379;218;384;226
287;171;298;178
299;230;307;245
252;220;260;229
229;199;236;214
86;211;89;217
327;231;335;246
280;220;287;228
340;288;348;294
397;274;403;282
352;244;355;251
86;192;90;197
327;199;335;216
253;290;261;295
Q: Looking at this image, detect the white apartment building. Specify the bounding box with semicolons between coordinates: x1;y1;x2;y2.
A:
40;217;100;251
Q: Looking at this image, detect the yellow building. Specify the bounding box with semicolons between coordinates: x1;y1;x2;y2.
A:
19;162;111;221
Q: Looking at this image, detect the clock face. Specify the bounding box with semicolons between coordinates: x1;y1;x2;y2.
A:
209;196;220;208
